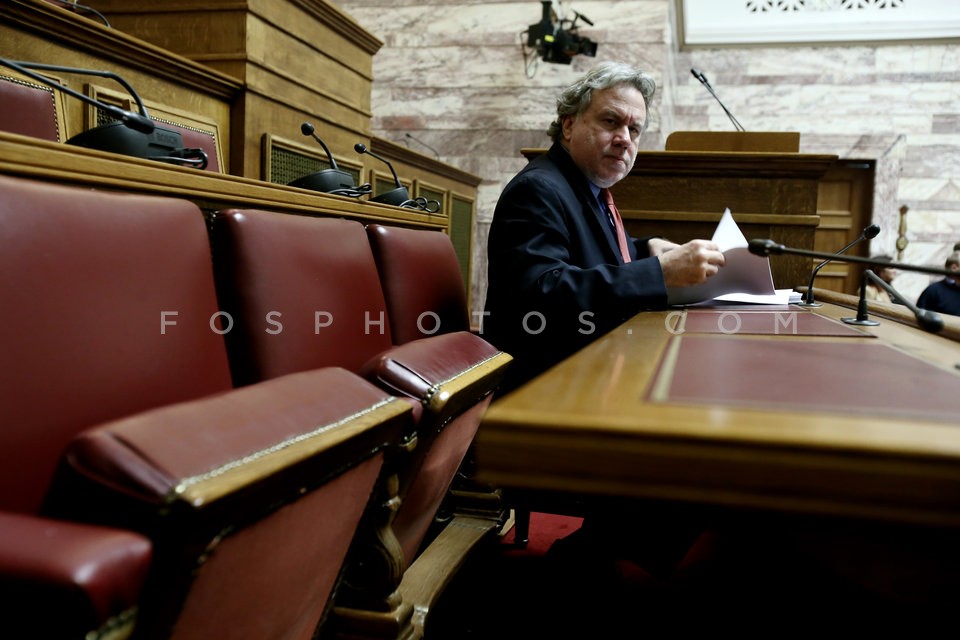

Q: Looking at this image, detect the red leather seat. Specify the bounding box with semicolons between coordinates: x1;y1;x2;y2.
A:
0;70;64;141
209;210;511;630
365;223;471;343
0;175;408;639
46;366;409;640
0;173;232;637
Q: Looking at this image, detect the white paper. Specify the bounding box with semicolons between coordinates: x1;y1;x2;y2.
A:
666;208;779;306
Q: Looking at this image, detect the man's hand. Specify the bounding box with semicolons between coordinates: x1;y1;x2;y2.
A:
656;239;725;287
646;237;680;257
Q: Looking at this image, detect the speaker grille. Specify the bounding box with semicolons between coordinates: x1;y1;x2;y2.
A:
449;195;474;292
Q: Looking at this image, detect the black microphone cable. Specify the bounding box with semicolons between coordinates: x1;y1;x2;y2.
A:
328;183;373;199
49;0;111;27
400;196;442;213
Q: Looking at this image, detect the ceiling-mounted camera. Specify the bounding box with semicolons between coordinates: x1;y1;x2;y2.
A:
524;1;598;70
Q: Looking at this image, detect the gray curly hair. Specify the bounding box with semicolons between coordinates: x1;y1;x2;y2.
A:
546;61;656;143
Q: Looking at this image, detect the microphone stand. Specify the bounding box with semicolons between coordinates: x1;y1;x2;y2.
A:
690;68;745;132
797;223;880;308
844;271;944;333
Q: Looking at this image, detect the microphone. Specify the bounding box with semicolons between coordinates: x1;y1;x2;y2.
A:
747;240;957;278
843;270;943;333
287;122;357;194
690;68;745;132
354;142;410;206
404;133;440;160
0;58;209;168
797;223;880;307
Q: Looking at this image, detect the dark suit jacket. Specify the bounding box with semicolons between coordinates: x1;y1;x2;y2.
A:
483;143;668;393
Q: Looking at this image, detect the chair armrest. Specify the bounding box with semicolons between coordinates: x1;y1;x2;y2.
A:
361;331;512;425
0;511;151;638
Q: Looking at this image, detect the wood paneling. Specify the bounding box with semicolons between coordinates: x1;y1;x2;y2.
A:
812;160;876;295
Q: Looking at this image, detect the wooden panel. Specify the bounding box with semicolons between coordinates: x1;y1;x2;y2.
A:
666;131;800;152
0;133;446;230
1;1;237;167
617;150;835;291
812;160;876;295
91;0;380;180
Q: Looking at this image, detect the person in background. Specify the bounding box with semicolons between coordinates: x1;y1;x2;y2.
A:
917;252;960;316
864;255;896;303
482;61;724;585
483;61;724;397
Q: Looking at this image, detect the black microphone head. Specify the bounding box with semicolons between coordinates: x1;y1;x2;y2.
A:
354;143;367;154
300;122;315;136
690;68;705;82
916;309;944;333
864;223;881;239
748;238;781;256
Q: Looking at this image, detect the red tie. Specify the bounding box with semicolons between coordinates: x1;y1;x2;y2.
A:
602;188;632;264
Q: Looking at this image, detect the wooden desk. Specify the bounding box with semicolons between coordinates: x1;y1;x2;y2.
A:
476;299;960;528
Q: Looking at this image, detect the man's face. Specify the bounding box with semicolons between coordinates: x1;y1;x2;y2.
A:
561;84;646;189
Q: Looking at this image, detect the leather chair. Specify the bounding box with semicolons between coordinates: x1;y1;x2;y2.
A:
364;223;471;342
209;209;511;636
0;174;408;639
46;366;410;640
0;68;65;141
0;173;233;638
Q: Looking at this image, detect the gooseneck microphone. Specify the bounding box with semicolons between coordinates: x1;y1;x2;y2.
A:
300;122;339;170
750;239;953;332
0;57;210;168
0;58;154;134
404;133;440;159
798;223;881;307
690;68;745;132
288;123;357;194
354;142;410;206
844;270;943;333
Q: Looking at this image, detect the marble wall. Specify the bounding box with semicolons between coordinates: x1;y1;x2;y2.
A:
335;0;960;309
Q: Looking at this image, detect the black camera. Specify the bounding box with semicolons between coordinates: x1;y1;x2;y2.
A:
527;1;598;65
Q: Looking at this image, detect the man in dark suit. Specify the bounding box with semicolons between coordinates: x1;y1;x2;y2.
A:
917;251;960;316
482;62;725;581
484;61;724;395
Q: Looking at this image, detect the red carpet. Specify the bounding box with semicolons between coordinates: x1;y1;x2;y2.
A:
498;511;583;556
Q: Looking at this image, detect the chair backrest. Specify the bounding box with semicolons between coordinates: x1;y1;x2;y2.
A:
0;69;66;142
45;366;411;640
0;174;233;515
366;223;471;343
210;209;395;385
155;118;222;172
209;209;511;627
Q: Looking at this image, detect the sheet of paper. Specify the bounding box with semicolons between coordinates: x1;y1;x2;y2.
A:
666;208;778;306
